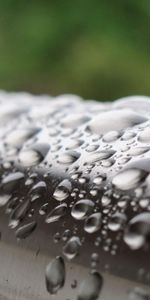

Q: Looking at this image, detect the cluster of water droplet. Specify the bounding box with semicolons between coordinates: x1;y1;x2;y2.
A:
1;92;150;298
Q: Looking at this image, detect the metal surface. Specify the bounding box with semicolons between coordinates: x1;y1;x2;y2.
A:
0;92;150;299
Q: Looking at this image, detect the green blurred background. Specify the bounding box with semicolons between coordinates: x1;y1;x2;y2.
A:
0;0;150;100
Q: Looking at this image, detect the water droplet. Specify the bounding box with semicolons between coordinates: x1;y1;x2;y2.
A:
62;229;71;241
45;256;65;295
15;221;37;239
112;168;147;191
86;150;115;164
53;179;72;201
66;139;83;150
9;199;30;228
124;212;150;250
58;151;80;164
93;175;105;185
45;203;67;223
1;172;25;193
62;114;90;128
5;127;40;147
84;213;101;233
138;129;150;143
139;199;149;208
63;236;81;260
101;195;111;207
78;272;103;300
91;253;99;262
86;145;99;152
108;212;126;231
53;232;61;243
31;181;47;194
103;131;121;142
19;143;49;167
71;199;94;220
39;203;48;215
121;131;136;140
128;147;149;156
88;109;147;135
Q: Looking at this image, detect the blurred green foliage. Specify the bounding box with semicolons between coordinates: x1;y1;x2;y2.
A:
0;0;150;100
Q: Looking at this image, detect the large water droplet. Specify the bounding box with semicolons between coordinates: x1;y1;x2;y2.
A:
71;199;94;220
45;203;67;223
9;199;30;228
19;143;49;167
78;272;103;300
1;172;25;193
58;151;80;164
66;139;83;150
87;109;147;134
86;150;115;164
124;212;150;250
84;213;102;233
138;129;150;143
45;256;65;295
53;179;72;201
62;114;90;128
5;127;40;147
128;147;149;156
112;168;147;191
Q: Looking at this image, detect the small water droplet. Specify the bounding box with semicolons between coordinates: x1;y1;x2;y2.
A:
62;229;71;241
39;203;48;215
128;147;149;156
71;279;77;289
86;145;99;153
93;175;105;185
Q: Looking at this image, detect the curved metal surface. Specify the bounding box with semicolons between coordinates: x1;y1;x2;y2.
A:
0;92;150;299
